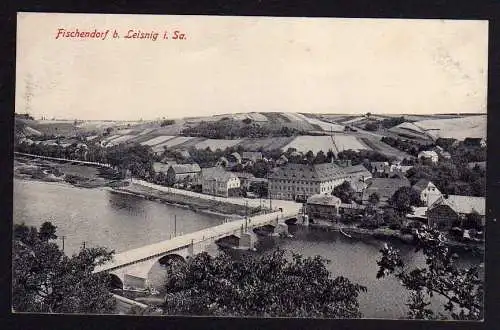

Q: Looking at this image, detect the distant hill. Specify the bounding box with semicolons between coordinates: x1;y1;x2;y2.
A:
15;112;485;160
389;115;486;141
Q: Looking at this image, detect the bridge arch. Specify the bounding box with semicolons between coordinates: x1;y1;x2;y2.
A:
158;253;186;267
109;273;124;290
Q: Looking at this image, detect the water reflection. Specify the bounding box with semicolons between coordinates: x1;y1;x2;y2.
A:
108;191;147;216
14;179;224;255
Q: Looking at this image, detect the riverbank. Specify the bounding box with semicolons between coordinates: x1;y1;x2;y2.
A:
114;183;262;218
308;221;485;255
14;156;126;189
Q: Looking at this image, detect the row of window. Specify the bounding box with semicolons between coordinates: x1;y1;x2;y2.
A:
271;186;319;193
271;178;351;186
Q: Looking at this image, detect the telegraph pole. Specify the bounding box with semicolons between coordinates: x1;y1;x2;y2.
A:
61;236;65;252
267;172;272;211
174;214;177;237
245;200;248;231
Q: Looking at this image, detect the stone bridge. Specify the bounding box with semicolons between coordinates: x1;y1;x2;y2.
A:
94;210;297;290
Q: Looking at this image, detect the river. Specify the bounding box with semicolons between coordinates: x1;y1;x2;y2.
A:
13;179;225;256
13;179;482;319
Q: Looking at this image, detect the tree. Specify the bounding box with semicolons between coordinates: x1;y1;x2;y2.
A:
389;187;422;215
368;192;380;205
377;226;483;320
104;127;113;136
39;221;57;241
251;160;271;178
463;210;483;230
332;181;355;204
381;116;405;129
163;250;366;318
160;119;175;127
13;222;116;313
305;150;315;164
382;208;404;229
314;150;327;164
364;122;379;131
326;149;335;162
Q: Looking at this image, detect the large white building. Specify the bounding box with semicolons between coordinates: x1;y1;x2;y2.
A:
268;163;371;201
201;167;241;197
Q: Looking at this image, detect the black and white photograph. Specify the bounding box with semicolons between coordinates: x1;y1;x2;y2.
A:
12;13;487;320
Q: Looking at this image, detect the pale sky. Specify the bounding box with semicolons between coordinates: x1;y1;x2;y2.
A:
16;13;488;121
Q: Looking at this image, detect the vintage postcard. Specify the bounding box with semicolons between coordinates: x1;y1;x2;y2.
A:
14;13;487;320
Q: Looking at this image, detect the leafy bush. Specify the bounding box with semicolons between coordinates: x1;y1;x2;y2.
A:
364;122;379;131
163;250;366;318
64;174;87;184
160;119;175;127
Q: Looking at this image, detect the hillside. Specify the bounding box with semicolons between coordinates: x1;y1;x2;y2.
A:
16;112;484;160
389;115;486;141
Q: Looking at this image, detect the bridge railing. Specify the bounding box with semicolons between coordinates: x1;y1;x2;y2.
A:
95;210;296;273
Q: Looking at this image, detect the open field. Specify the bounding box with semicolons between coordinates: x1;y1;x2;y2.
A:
109;135;136;144
282;135;369;154
168;137;206;150
272;112;321;131
388;122;437;141
247;112;269;122
28;122;82;136
296;113;345;132
340;116;367;124
193;139;242;150
151;136;196;152
103;134;122;142
262;112;292;123
332;135;369;151
23;126;43;136
358;137;410;160
413;115;486;140
236;136;296;151
140;136;176;146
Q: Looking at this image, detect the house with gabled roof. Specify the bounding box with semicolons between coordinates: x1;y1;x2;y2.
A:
242;151;263;162
370;162;389;175
276;154;288;166
361;178;411;205
412;179;442;206
201;167;241;197
306;194;342;219
343;164;372;182
166;163;201;185
427;195;486;230
153;162;171;174
228;152;242;164
431;146;451;159
216;156;229;168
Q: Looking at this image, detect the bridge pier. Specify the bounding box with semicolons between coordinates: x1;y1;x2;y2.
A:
124;274;148;291
274;223;290;236
300;214;310;226
239;231;257;250
187;239;194;258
